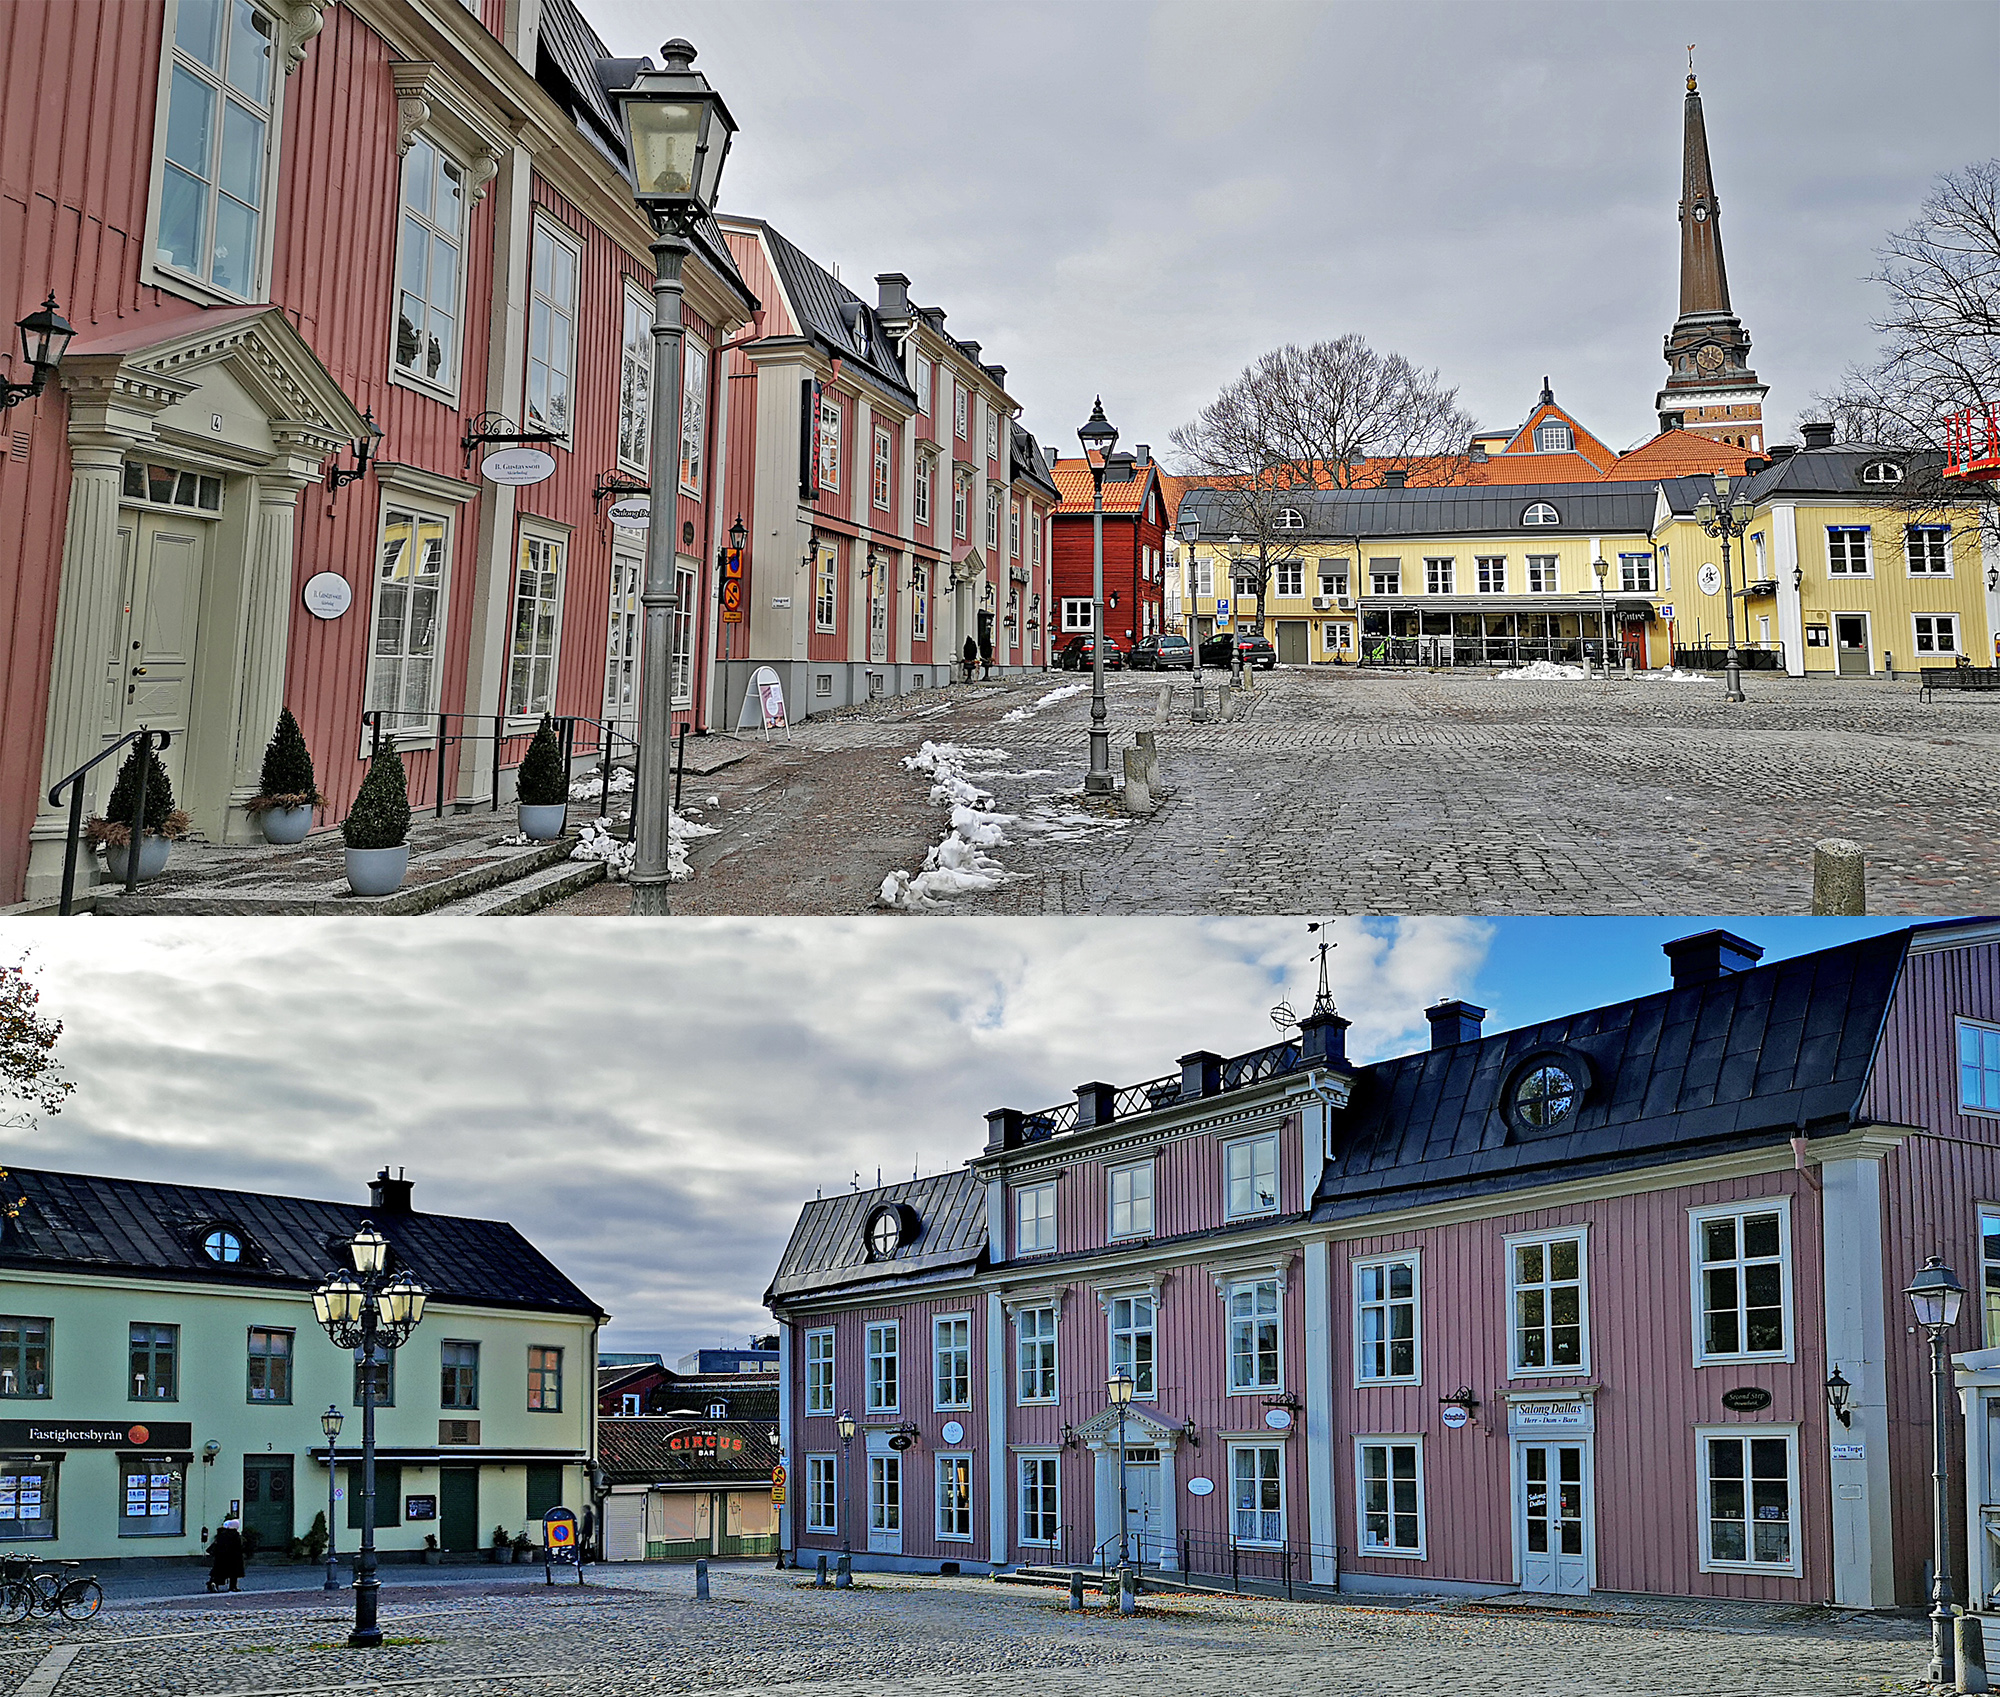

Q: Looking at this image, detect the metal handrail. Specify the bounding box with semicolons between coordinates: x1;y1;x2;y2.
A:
1173;1527;1346;1600
360;710;639;825
45;727;173;914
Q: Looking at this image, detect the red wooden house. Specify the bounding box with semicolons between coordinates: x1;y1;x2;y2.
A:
1048;447;1169;658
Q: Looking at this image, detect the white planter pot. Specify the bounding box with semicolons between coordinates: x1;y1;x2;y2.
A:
344;844;409;897
102;834;171;883
518;802;568;842
260;804;314;845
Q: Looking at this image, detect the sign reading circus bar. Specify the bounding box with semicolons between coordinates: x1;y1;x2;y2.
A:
0;1420;193;1449
666;1430;746;1454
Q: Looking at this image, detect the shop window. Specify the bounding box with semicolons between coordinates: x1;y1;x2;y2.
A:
1805;625;1829;648
1228;1278;1281;1392
1108;1161;1154;1239
527;1345;562;1411
1018;1454;1059;1545
805;1455;836;1532
367;505;451;732
393;135;465;392
1357;1439;1423;1557
617;289;652;473
937;1454;973;1541
1109;1294;1156;1397
1015;1306;1056;1403
1015;1182;1056;1254
1354;1255;1419;1384
1231;1444;1283;1544
1224;1134;1277;1218
0;1462;56;1540
246;1327;292;1403
119;1456;186;1537
933;1316;971;1410
1509;1233;1588;1373
1697;1428;1798;1573
130;1324;178;1401
441;1340;479;1410
506;532;564;720
1690;1203;1791;1362
865;1322;899;1413
0;1318;50;1399
525;219;578;440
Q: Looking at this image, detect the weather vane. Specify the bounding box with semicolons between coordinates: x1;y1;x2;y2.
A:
1271;921;1338;1032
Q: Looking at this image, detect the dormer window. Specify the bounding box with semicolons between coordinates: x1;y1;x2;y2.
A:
853;311;870;358
1522;502;1560;527
1513;1063;1578;1128
1859;460;1903;485
865;1203;918;1260
202;1228;243;1264
1275;508;1304;531
1535;424;1573;454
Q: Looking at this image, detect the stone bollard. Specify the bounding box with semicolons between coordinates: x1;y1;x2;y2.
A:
1190;676;1209;724
1122;747;1154;815
835;1553;852;1589
1069;1570;1086;1612
1154;684;1172;726
1960;1613;1991;1693
1810;839;1867;915
1118;1565;1137;1616
1135;729;1161;793
814;1553;828;1588
1216;683;1233;721
695;1558;709;1600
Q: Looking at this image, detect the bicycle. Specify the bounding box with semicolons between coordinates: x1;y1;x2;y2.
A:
0;1555;102;1623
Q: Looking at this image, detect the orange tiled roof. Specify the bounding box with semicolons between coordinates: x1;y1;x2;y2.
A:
1050;457;1157;515
1500;401;1618;471
1608;429;1757;479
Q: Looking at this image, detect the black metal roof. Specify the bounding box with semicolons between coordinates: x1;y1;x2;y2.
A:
1312;930;1911;1222
598;1417;778;1487
1738;446;1951;504
0;1167;607;1319
1177;481;1663;541
765;1169;985;1306
753;222;917;408
1012;422;1060;502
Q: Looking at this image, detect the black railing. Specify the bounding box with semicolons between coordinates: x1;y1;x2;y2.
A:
1164;1529;1345;1599
1014;1035;1314;1148
1113;1073;1186;1121
1362;635;1633;669
45;727;172;915
1222;1041;1301;1090
360;711;638;825
1671;642;1788;672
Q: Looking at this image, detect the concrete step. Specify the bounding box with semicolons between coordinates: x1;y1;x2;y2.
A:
428;854;607;915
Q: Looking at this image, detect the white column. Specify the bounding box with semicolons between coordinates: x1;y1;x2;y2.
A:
777;1318;795;1563
1982;525;1999;668
224;476;308;835
1303;1237;1337;1585
986;1291;1007;1568
1822;1154;1895;1607
1771;503;1804;676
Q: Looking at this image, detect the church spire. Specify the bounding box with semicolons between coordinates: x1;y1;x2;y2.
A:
1676;70;1731;316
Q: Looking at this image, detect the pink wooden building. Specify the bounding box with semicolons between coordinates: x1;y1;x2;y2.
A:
768;921;2000;1608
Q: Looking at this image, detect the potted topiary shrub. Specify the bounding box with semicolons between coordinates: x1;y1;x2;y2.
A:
342;745;412;896
245;707;325;844
515;714;569;841
511;1530;533;1563
421;1532;442;1566
489;1523;510;1564
85;738;191;883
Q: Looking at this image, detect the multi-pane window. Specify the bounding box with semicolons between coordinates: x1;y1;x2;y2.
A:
911;564;928;640
1915;614;1959;655
1062;598;1093;632
913;353;932;416
1476;556;1506;594
937;1455;973;1541
953;477;968;540
805;1455;837;1532
1982;1206;2000;1346
1522;502;1560;526
1511;1235;1586;1372
1109;1295;1155;1397
815;543;839;633
818;395;842;493
805;1328;835;1414
618;292;652;472
507;533;563;719
1619;553;1656;592
1228;1279;1281;1392
1019;1455;1059;1544
246;1328;292;1403
1535;424;1573;453
1693;1205;1788;1361
986;489;1001;549
671;563;696;706
367;507;449;727
1526;556;1559;593
1108;1161;1154;1238
873;427;892;511
1016;1306;1057;1403
865;1322;899;1413
1827;528;1870;575
681;343;708;494
1010;501;1022;558
526;221;577;438
1963;1021;2000;1115
1698;1430;1796;1572
955;382;969;439
933;1316;971;1410
354;1343;395;1406
1424;558;1454;595
394;136;463;388
1032;516;1042;566
1225;1135;1278;1218
440;1340;479;1409
1015;1182;1057;1254
1355;1257;1418;1383
1907;526;1951;574
0;1319;50;1399
1370;562;1400;596
868;1453;900;1536
527;1345;562;1411
1358;1440;1423;1555
1232;1445;1283;1543
1318;559;1349;598
915;458;932;528
118;1456;185;1537
158;0;276;297
1276;560;1304;596
130;1324;177;1401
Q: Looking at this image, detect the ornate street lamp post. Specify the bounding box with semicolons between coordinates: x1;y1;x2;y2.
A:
1107;1368;1135;1573
1591;556;1614;676
0;294;75;410
1693;470;1755;703
835;1410;856;1564
321;1405;344;1591
311;1223;429;1648
1907;1256;1966;1686
613;40;738;915
1077;399;1118;793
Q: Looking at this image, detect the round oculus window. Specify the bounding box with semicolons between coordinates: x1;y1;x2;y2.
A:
203;1228;243;1263
1512;1062;1579;1130
866;1207;904;1260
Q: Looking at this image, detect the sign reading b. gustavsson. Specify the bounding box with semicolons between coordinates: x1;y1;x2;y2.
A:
0;1420;193;1449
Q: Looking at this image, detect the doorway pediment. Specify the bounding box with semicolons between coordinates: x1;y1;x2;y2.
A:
1071;1405;1183;1449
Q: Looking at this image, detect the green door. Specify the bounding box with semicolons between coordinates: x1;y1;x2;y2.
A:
242;1457;293;1553
440;1468;480;1552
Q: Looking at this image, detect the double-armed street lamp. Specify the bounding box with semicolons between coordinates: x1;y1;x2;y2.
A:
1907;1256;1966;1686
1108;1368;1135;1572
321;1405;344;1591
1077;399;1118;794
1693;469;1755;703
311;1223;429;1648
613;40;738;915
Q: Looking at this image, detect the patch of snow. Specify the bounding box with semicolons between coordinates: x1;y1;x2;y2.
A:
570;809;717;883
999;682;1089;724
878;741;1018;910
568;766;635;801
1496;660;1588;682
1634;667;1718;683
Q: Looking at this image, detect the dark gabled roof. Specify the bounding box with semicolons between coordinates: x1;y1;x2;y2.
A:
1312;930;1911;1223
1177;480;1662;540
598;1417;778;1486
765;1169;985;1307
753;222;917;406
0;1167;606;1320
1737;445;1952;505
1012;422;1060;502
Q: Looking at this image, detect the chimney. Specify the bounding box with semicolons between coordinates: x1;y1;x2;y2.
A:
1742;456;1770;476
1178;1050;1224;1101
987;365;1006;388
1768;443;1798;461
874;272;910;316
1135;444;1151;466
368;1167;414;1215
983;1108;1024;1153
1382;469;1407;489
1298;1005;1352;1067
1425;1000;1487;1049
919;306;945;332
1043;446;1060;473
961;340;981;362
1662;929;1765;989
1074;1082;1117;1129
1800;421;1836;451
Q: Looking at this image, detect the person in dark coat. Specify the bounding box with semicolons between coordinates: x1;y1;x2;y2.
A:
962;636;978;683
207;1518;245;1591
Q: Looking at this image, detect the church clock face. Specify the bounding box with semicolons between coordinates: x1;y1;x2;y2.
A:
1696;344;1725;374
1692;205;1709;222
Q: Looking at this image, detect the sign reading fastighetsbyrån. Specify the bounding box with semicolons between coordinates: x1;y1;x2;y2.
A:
0;1420;192;1449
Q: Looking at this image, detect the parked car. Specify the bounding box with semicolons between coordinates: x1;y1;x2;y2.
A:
1056;634;1125;671
1198;631;1277;669
1127;635;1195;671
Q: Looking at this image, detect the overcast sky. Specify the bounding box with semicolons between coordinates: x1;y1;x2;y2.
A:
590;0;1999;460
0;915;1902;1361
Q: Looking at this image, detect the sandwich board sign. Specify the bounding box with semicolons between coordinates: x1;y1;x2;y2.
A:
542;1507;584;1583
735;666;790;739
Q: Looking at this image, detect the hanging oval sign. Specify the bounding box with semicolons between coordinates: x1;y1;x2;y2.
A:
302;572;353;619
1441;1405;1470;1429
1698;562;1723;596
1186;1477;1215;1497
1721;1386;1773;1413
888;1430;916;1452
607;496;651;530
940;1420;964;1444
1264;1407;1293;1430
481;447;556;486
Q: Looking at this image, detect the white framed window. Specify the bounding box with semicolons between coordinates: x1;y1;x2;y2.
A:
805;1455;837;1532
1010;500;1021;558
526;218;579;441
1476;556;1505;594
865;1322;899;1413
1015;1182;1056;1255
1370;562;1400;596
873;427;893;512
1826;527;1871;575
1658;543;1672;589
817;393;842;493
1227;1278;1281;1393
506;530;564;720
366;504;452;729
1108;1161;1154;1239
152;0;280;301
671;561;696;706
681;341;708;496
1982;1205;2000;1345
1276;559;1304;596
1914;614;1960;656
1015;1306;1056;1403
1356;1437;1425;1558
1689;1200;1792;1364
1354;1255;1419;1384
1696;1426;1799;1575
1230;1443;1284;1545
954;382;968;439
1061;598;1093;633
1526;555;1559;594
868;1452;900;1535
1508;1230;1589;1375
936;1454;972;1541
1522;502;1560;525
1424;558;1454;595
1032;512;1042;567
986;408;999;460
1535;424;1573;454
1224;1134;1278;1218
911;563;928;641
1619;553;1656;593
1860;459;1904;485
1962;1019;2000;1117
913;352;932;416
804;1328;834;1415
815;541;839;633
933;1315;971;1410
619;1392;640;1415
1018;1453;1059;1546
617;288;652;473
1274;507;1304;531
953;477;968;540
915;457;932;528
986;488;1001;549
1906;527;1951;575
1108;1294;1155;1398
392;135;465;394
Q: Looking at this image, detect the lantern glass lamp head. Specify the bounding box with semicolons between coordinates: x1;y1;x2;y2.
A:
1906;1255;1965;1330
348;1222;389;1276
1712;470;1732;501
835;1411;856;1443
355;408;384;470
616;40;736;223
378;1271;428;1334
1107;1369;1135;1407
312;1271;364;1331
1592;556;1609;582
729;513;747;553
1694;490;1716;526
321;1404;345;1440
18;294;74;379
1823;1367;1852;1428
1077;396;1118;464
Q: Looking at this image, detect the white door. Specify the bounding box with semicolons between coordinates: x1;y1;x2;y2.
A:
603;548;642;741
1517;1442;1591;1594
1122;1449;1162;1561
867;1451;902;1554
119;514;207;803
603;1492;646;1562
869;563;888;663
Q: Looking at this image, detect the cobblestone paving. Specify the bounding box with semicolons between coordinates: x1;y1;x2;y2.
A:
12;1562;1931;1697
541;668;2000;916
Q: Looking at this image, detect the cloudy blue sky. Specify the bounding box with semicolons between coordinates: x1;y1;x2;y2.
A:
0;915;1903;1359
589;0;1999;460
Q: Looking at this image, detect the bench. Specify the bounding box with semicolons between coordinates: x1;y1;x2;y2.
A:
1921;666;2000;702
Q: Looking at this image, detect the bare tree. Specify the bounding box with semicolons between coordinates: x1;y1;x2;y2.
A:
1809;158;2000;547
1;958;71;1119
